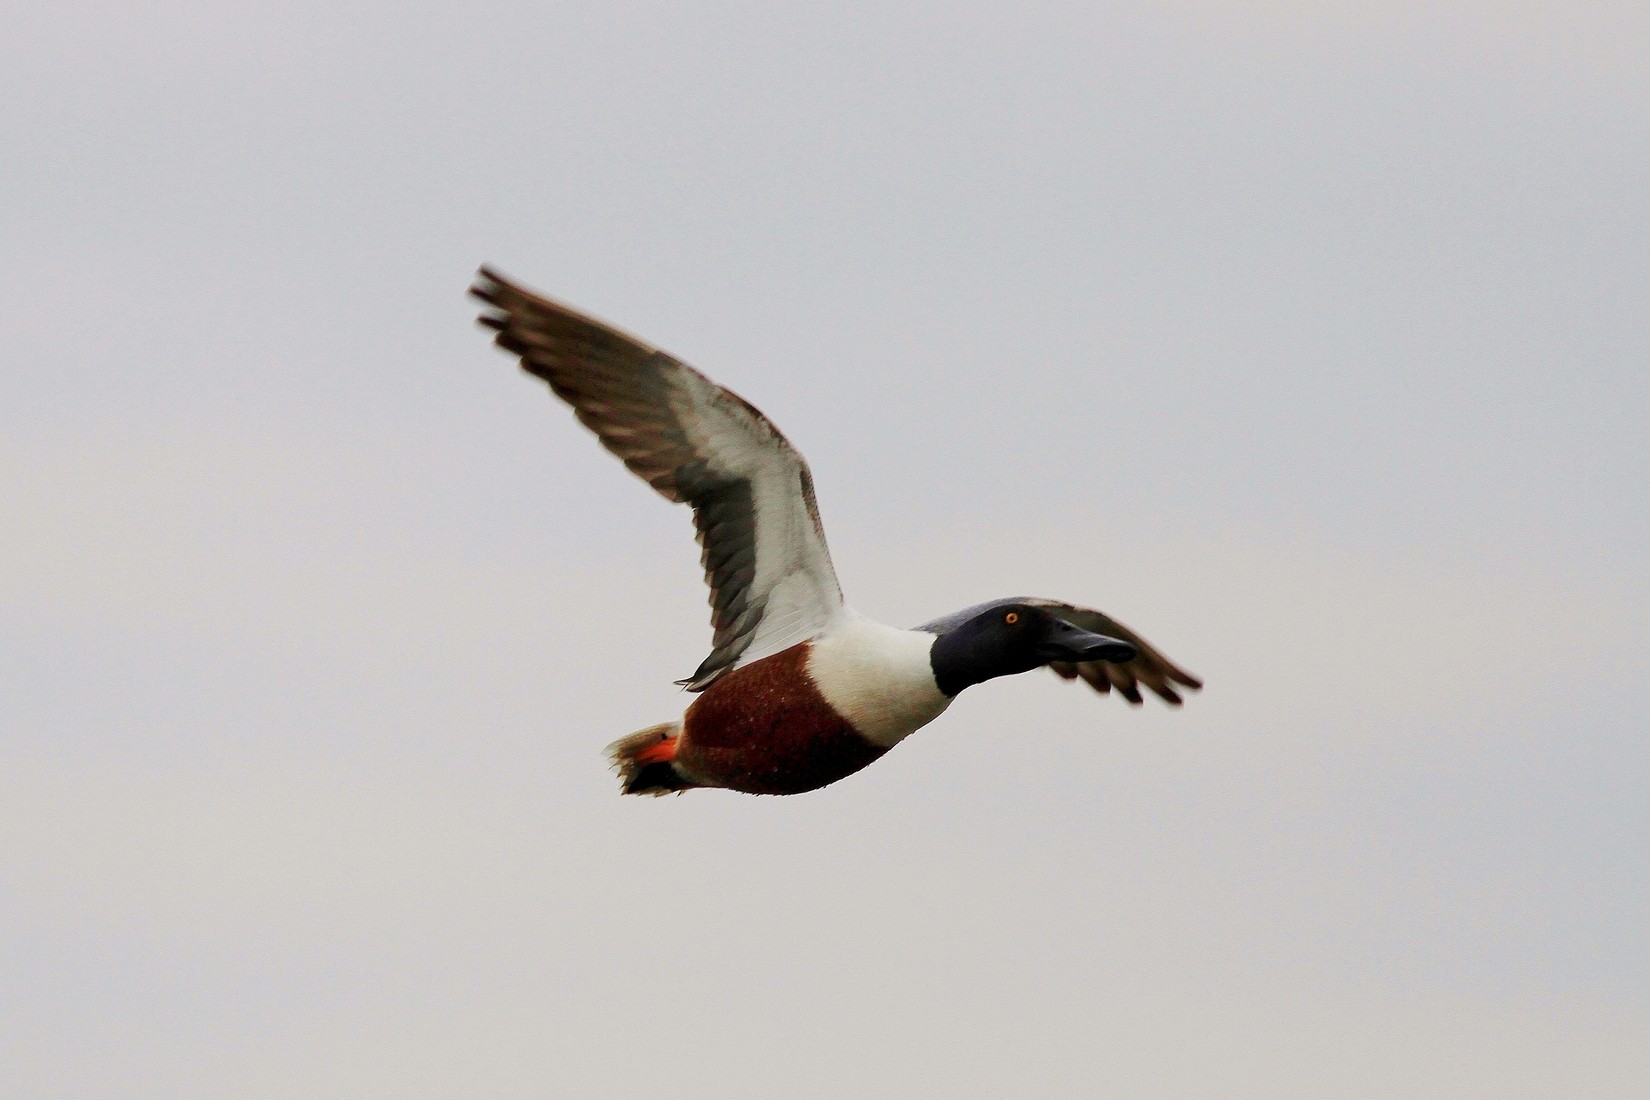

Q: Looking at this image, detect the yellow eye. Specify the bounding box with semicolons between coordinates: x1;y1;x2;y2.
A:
1004;612;1019;625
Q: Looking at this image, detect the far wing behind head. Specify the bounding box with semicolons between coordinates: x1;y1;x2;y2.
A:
1030;598;1202;706
917;597;1202;707
471;268;845;690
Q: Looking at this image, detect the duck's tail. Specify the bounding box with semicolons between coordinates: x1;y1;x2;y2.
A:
607;722;698;796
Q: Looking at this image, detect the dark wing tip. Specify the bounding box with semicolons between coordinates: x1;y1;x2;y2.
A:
468;267;554;362
469;266;506;304
1056;652;1200;708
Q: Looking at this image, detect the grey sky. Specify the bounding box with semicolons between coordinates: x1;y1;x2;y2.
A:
4;3;1647;1096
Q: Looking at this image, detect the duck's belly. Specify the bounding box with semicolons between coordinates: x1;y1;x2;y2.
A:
675;643;901;795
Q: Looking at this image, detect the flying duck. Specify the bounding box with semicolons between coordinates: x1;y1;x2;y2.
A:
471;268;1201;796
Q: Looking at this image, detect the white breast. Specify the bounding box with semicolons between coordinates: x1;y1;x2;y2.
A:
806;617;953;748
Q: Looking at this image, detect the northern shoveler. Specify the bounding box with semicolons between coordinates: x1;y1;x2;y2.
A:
471;268;1201;796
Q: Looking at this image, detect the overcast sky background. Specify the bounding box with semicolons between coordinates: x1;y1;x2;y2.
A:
4;2;1647;1096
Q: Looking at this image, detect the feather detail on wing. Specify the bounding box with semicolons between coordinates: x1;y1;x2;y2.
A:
470;267;845;690
1026;598;1201;706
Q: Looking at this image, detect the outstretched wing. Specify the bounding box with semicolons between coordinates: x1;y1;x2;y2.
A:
471;268;845;690
1026;598;1201;706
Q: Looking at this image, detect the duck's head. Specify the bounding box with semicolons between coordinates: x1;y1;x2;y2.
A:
928;601;1137;697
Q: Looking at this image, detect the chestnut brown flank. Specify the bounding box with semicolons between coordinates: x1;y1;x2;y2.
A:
677;643;888;795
